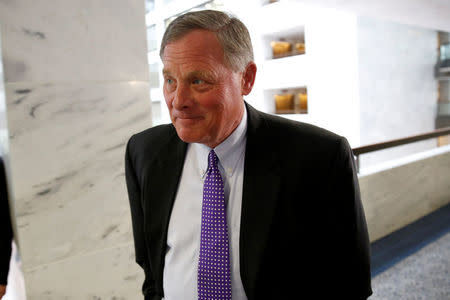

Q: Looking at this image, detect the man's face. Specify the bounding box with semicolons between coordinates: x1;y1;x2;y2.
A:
162;29;251;148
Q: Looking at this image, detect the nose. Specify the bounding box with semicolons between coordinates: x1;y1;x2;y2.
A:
172;83;194;110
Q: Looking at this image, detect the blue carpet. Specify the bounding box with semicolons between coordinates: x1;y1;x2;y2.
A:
370;203;450;277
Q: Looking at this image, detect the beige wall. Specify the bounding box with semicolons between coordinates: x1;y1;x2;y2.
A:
0;1;151;298
360;146;450;242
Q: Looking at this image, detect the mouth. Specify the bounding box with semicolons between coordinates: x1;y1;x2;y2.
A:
173;115;204;126
177;116;202;120
173;113;203;120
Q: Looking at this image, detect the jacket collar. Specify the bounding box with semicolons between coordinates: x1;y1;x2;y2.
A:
144;127;187;296
239;103;281;299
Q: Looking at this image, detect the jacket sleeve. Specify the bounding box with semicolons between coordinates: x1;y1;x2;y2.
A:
125;137;159;299
0;157;13;285
328;137;372;299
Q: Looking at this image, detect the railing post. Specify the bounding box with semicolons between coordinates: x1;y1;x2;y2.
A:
355;154;360;174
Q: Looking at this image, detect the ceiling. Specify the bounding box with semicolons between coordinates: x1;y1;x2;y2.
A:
294;0;450;32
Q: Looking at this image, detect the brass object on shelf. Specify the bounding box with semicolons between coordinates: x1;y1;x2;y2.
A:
270;41;291;57
295;42;305;54
297;92;308;113
274;93;294;112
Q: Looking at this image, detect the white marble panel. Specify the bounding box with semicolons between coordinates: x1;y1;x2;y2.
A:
5;81;152;268
23;242;143;300
359;147;450;242
0;0;149;83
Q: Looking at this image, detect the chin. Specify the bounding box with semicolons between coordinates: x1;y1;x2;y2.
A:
175;128;204;144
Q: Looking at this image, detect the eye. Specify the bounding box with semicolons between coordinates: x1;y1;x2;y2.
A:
164;77;176;92
192;79;205;85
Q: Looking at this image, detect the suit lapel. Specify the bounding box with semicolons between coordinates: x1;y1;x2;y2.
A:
143;129;187;292
240;104;281;298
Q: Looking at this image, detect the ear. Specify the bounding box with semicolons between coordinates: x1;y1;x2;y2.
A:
241;62;257;96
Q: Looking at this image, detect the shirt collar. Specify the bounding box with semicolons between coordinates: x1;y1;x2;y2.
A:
193;106;247;178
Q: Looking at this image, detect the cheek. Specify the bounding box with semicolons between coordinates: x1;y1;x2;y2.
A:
227;78;243;97
197;90;225;110
163;91;173;108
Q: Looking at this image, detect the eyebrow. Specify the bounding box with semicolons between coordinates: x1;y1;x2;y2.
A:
186;70;214;81
162;69;215;81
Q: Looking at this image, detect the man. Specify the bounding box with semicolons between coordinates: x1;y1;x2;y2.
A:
125;10;372;300
0;156;13;298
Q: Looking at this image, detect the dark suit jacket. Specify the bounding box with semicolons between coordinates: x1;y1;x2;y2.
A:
125;103;372;300
0;157;13;285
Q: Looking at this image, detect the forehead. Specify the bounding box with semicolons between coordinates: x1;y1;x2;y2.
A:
162;29;225;70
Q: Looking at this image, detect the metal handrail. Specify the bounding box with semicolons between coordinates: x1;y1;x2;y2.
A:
352;127;450;173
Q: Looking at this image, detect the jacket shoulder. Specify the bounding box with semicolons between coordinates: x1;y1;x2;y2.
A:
129;123;175;146
251;107;346;150
126;124;178;168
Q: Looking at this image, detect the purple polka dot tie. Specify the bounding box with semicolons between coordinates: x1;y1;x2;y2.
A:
198;150;232;300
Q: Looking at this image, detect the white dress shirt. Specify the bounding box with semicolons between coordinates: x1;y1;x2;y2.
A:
162;108;248;300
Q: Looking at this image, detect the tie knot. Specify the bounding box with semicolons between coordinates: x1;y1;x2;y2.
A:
208;150;218;170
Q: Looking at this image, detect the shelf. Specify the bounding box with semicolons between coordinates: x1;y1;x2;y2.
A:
259;54;309;90
271;50;305;60
264;86;308;116
263;51;308;65
275;109;307;115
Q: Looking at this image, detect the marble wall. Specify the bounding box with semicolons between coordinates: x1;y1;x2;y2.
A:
357;16;438;168
0;1;151;298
